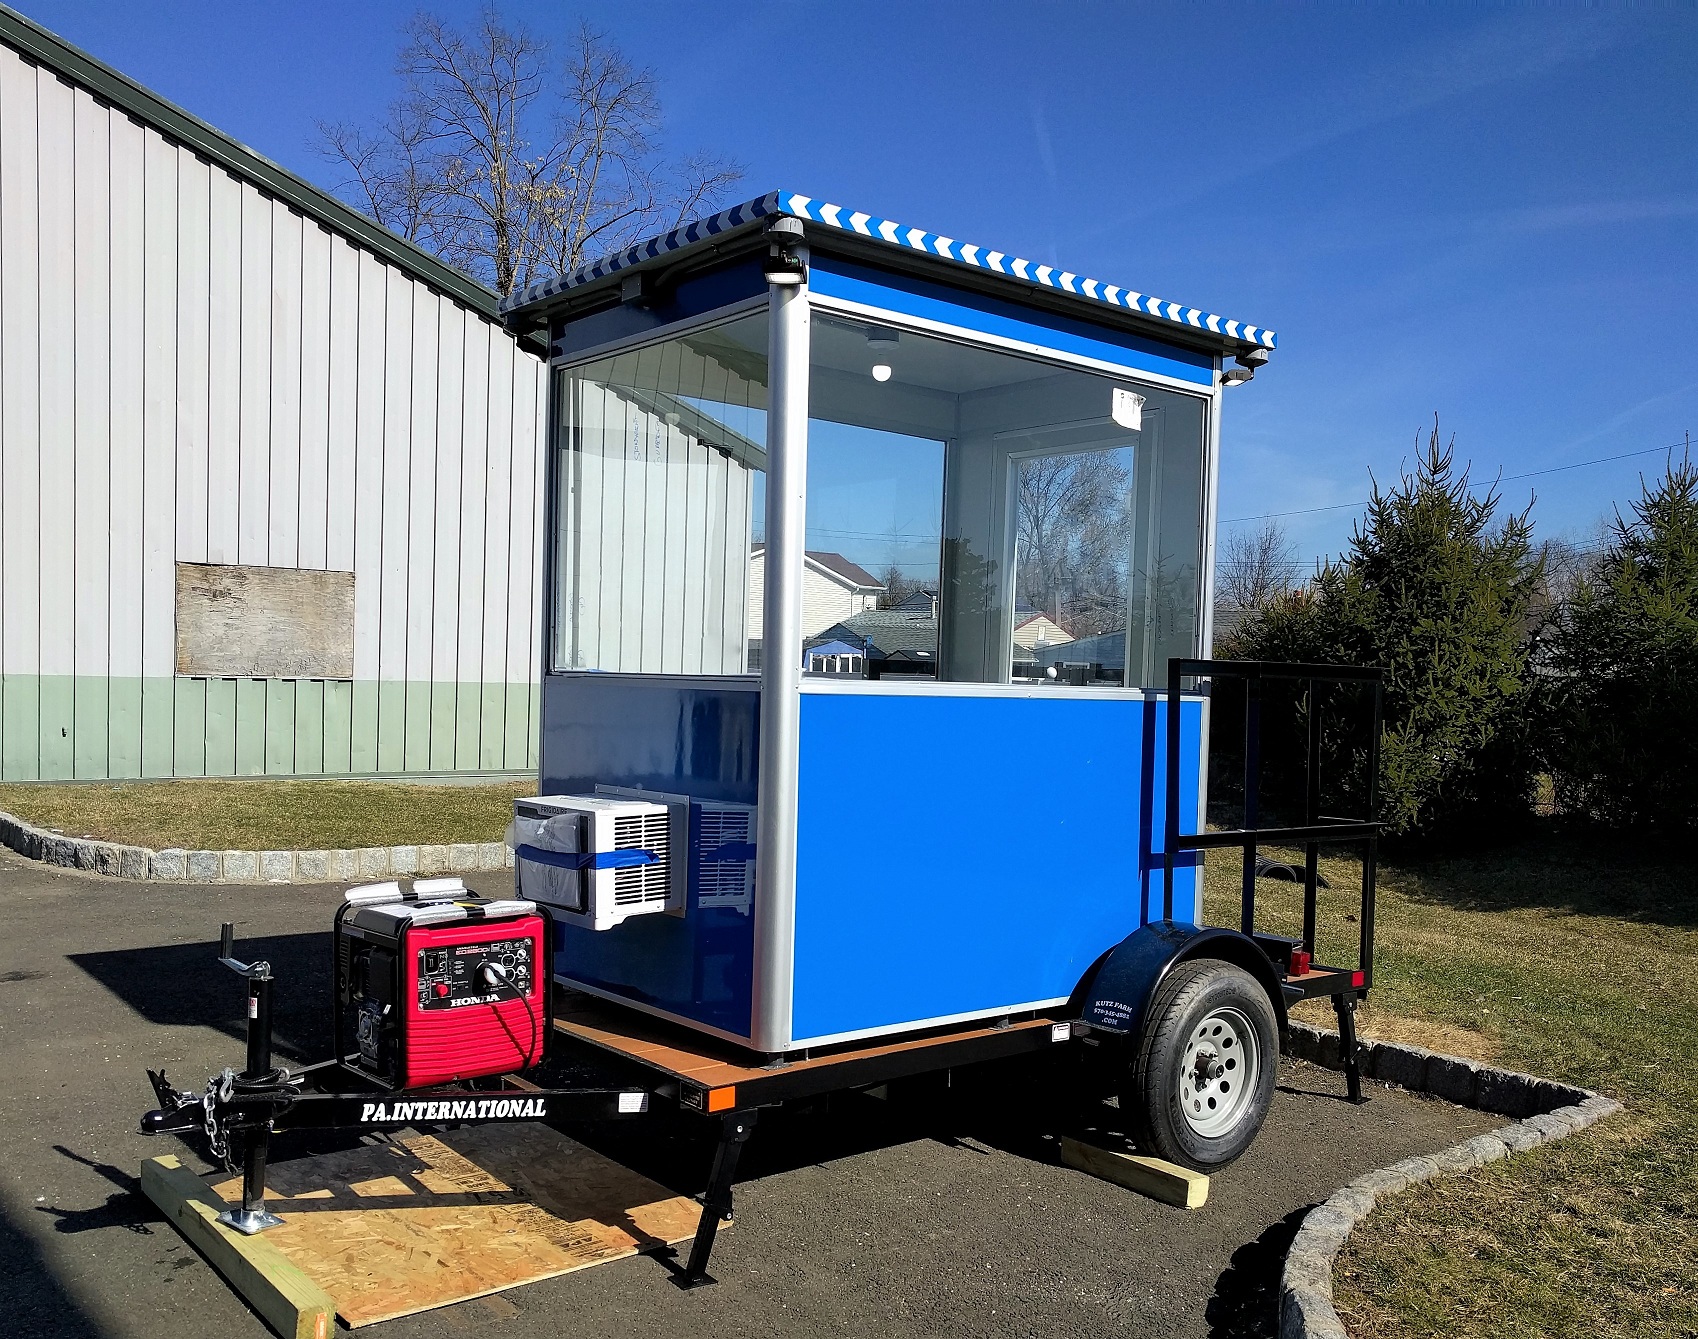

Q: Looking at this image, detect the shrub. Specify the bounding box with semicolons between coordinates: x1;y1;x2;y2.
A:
1229;421;1544;840
1541;456;1698;833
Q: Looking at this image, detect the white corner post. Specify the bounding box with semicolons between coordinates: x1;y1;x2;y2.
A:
751;249;810;1053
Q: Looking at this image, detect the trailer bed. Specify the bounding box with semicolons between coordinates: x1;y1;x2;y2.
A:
552;989;1074;1113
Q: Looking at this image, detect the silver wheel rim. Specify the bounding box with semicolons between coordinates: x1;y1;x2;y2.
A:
1179;1005;1260;1139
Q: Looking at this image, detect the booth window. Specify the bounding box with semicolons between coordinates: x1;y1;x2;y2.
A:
803;312;1207;689
552;312;767;675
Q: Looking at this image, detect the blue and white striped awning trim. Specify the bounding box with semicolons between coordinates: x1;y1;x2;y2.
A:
501;190;1276;350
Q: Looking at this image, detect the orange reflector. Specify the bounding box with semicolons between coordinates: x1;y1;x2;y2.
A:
1351;970;1366;988
706;1086;736;1112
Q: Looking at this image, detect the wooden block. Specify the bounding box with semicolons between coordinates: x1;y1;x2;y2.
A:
1058;1136;1210;1209
141;1155;336;1339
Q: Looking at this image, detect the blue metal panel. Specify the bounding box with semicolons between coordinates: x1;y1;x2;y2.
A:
539;674;761;1038
789;691;1203;1044
807;257;1215;388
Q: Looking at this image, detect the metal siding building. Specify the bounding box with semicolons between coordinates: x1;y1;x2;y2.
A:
0;9;547;781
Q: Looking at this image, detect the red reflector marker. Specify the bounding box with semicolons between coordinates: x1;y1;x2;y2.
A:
1289;949;1312;976
1350;970;1366;988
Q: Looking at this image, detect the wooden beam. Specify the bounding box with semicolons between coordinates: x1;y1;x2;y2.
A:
141;1155;336;1339
1058;1136;1210;1209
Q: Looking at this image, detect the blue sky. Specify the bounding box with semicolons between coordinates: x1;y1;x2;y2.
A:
24;1;1696;570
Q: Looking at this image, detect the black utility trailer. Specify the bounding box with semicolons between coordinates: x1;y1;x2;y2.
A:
141;658;1383;1290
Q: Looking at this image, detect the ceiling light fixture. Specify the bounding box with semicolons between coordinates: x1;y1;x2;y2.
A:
871;364;892;382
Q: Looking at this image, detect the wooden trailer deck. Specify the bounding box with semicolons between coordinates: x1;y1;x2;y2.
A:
551;989;1074;1113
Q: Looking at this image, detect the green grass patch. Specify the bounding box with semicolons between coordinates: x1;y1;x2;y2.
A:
1204;835;1697;1339
0;779;534;850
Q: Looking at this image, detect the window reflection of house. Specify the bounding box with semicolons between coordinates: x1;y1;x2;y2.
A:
748;546;885;642
803;639;866;676
1012;610;1072;651
804;609;939;676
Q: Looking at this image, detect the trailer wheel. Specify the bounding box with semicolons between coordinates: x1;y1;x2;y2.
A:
1124;958;1278;1169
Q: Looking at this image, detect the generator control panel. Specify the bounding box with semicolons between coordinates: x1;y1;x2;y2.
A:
416;936;535;1011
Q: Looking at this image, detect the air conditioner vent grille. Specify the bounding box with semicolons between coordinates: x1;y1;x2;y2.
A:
613;811;671;906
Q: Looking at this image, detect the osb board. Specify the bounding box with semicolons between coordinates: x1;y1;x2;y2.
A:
209;1124;706;1326
175;561;355;678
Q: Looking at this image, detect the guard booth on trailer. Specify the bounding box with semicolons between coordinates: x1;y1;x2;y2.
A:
500;190;1287;1058
141;194;1385;1301
493;192;1381;1204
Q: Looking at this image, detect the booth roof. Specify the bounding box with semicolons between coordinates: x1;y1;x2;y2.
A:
501;190;1276;354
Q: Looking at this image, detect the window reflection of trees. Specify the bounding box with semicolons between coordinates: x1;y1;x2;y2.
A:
1015;449;1133;637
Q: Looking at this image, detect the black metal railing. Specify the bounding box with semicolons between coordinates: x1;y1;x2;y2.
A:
1162;658;1384;988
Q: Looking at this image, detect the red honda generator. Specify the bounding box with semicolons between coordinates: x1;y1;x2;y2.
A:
334;878;551;1089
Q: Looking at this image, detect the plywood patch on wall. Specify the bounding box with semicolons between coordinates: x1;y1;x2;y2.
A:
176;562;355;678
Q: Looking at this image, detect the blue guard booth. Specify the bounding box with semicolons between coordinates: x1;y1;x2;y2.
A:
499;192;1278;1057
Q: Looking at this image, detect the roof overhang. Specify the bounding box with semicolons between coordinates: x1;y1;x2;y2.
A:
502;190;1275;361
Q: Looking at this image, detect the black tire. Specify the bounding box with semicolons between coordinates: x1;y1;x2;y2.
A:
1123;958;1279;1170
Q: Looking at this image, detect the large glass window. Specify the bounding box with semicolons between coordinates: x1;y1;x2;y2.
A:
552;312;767;674
801;312;1208;688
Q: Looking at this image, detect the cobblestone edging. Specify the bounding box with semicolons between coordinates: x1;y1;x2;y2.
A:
1278;1021;1624;1339
0;809;513;884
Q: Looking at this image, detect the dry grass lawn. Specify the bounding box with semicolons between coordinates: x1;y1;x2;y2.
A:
1204;835;1696;1339
0;779;533;850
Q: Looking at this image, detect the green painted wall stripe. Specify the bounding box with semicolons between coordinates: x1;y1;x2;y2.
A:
0;675;537;780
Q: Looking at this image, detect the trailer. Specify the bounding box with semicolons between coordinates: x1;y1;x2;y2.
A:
140;192;1383;1293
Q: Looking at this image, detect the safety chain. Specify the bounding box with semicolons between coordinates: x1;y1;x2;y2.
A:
202;1067;236;1168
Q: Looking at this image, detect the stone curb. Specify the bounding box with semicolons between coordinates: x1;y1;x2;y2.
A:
1278;1021;1624;1339
0;809;514;884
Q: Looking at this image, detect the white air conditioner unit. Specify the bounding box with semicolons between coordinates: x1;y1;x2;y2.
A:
511;794;685;931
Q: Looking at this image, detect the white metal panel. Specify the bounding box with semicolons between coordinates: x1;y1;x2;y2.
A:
430;300;465;767
267;197;303;570
108;108;147;701
0;47;40;682
204;166;241;565
404;286;440;697
140;131;178;682
348;248;387;682
479;328;515;687
296;221;332;571
173;148;211;566
322;230;358;574
509;339;544;683
455;319;490;685
236;182;272;565
71;90;110;689
377;263;413;687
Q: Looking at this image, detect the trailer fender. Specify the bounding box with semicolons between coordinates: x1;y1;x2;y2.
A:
1077;921;1287;1041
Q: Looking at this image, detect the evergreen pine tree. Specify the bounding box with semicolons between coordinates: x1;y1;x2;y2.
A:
1543;456;1698;832
1234;420;1544;839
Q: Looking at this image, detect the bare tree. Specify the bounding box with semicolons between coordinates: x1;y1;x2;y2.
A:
1217;520;1301;612
317;8;742;297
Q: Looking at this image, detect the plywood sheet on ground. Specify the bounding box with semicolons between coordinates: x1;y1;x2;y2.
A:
208;1124;706;1326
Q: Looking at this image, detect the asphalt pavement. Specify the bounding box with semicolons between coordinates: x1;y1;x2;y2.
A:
0;850;1496;1339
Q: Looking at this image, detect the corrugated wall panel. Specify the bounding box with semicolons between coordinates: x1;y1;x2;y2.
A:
0;46;41;779
36;68;75;778
267;198;303;571
107;107;146;779
0;48;549;783
140;130;178;777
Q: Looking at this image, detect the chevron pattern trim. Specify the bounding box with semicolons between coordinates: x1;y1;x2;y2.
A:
501;189;1276;350
501;192;787;314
